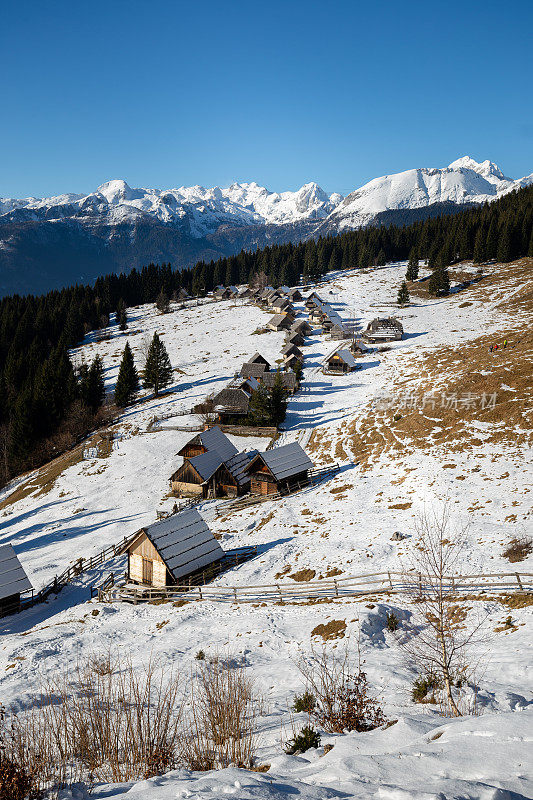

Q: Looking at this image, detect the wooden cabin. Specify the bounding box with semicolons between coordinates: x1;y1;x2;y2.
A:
214;286;231;300
211;377;258;422
126;509;224;587
261;370;298;393
282;343;303;360
284;353;303;371
287;288;303;302
170;449;256;498
245;443;313;495
0;544;32;617
240;361;268;379
271;299;295;315
176;426;238;462
290;320;313;336
363;317;404;342
287;331;305;347
324;348;357;374
248;353;271;369
266;313;295;332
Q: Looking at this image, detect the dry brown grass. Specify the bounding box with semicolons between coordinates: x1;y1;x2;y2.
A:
290;569;316;582
311;619;347;640
0;444;85;510
502;537;533;563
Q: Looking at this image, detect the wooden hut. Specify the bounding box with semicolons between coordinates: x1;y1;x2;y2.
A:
284;353;303;371
363;318;404;342
261;370;298;393
240;361;268;379
211;377;258;423
287;288;303;302
170;449;256;498
291;320;313;336
324;348;357;374
271;298;295;315
287;331;305;347
282;343;303;360
248;353;271;369
244;443;313;495
126;509;224;587
0;544;32;616
266;313;295;332
176;426;237;461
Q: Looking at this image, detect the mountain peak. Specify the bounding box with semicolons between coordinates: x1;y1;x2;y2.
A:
448;156;506;180
96;179;141;204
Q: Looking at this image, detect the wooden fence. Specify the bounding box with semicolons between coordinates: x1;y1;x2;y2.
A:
100;570;533;606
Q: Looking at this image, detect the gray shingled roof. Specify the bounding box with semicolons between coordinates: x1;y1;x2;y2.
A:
197;426;238;461
249;353;270;367
328;349;357;368
240;362;268;379
0;544;32;601
225;450;258;486
248;442;313;481
261;371;297;392
142;509;224;581
188;450;224;481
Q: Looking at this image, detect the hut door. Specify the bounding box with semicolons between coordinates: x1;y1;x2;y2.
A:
142;558;153;585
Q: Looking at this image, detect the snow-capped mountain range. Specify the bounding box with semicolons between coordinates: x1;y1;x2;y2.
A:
0;157;530;295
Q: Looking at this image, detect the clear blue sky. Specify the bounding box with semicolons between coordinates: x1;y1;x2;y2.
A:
2;0;532;198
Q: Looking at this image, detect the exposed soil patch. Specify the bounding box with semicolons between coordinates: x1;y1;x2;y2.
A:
311;619;347;640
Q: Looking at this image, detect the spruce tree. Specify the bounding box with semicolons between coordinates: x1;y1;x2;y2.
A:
156;289;170;314
397;281;410;306
117;298;128;331
143;333;173;396
268;371;289;427
248;383;271;426
405;248;419;280
114;342;139;407
428;265;450;296
82;355;105;413
496;225;512;263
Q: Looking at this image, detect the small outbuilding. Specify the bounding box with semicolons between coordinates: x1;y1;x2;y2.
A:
245;443;314;495
291;320;313;336
287;288;303;302
176;426;237;462
0;544;32;616
240;361;268;379
363;318;404;342
282;343;303;360
287;332;305;347
248;353;271;369
324;349;358;374
126;509;224;587
261;370;298;393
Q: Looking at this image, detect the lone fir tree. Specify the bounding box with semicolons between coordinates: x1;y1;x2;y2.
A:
428;264;451;296
268;370;289;427
114;342;139;407
80;355;105;413
248;383;271;426
143;333;172;396
117;298;128;331
156;290;170;314
405;249;419;281
397;281;410;306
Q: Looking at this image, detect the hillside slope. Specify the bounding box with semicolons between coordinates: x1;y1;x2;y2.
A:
0;260;531;799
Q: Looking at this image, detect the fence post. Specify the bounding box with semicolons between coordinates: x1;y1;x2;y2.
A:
515;573;523;590
277;583;283;602
233;587;238;602
333;579;339;597
198;586;203;600
388;571;393;589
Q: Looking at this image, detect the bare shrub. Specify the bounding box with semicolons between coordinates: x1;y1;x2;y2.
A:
1;652;185;793
296;643;386;733
183;656;263;770
398;505;488;717
502;536;533;563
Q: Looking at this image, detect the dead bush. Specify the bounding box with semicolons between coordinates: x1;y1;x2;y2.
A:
183;656;263;770
296;644;386;733
502;536;533;563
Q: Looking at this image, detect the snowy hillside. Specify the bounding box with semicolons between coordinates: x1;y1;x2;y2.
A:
0;260;531;799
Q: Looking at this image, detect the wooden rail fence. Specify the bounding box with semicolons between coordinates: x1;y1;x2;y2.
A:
100;570;533;606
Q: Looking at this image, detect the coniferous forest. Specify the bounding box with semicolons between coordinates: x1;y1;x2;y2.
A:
0;185;531;486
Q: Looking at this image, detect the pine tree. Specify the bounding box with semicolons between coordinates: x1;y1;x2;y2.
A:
397;281;410;306
81;355;105;413
143;333;173;397
248;383;271;426
114;342;139;407
496;224;512;263
156;289;170;314
117;298;128;331
405;248;419;281
268;371;289;427
428;265;450;296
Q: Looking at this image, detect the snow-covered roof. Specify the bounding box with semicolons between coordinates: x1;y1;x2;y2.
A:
248;443;313;481
142;509;224;581
0;544;32;600
225;450;258;486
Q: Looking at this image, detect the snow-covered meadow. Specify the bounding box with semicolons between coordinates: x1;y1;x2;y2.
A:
0;261;532;799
